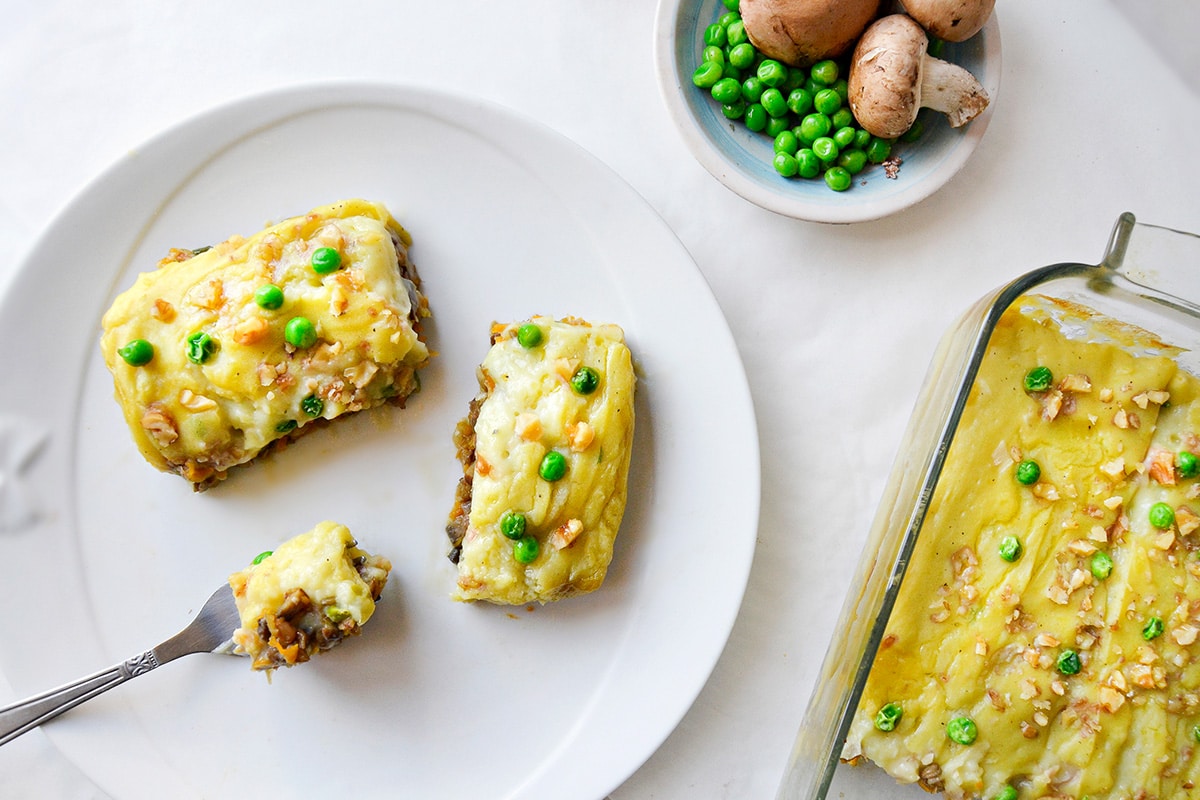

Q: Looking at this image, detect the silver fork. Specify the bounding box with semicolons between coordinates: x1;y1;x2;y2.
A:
0;584;241;746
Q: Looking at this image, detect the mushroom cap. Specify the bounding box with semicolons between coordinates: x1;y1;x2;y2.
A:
902;0;994;42
741;0;882;67
847;15;928;139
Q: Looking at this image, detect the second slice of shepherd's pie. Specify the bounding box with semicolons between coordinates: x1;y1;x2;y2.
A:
100;199;431;489
446;316;636;604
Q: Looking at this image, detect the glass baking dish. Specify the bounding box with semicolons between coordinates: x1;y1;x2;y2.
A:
778;213;1200;799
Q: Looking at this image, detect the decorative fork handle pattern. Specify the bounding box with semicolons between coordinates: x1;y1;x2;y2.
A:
0;649;160;745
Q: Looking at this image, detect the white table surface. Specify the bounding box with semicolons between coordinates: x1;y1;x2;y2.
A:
1;1;1197;798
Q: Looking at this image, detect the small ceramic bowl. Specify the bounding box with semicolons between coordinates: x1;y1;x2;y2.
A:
653;0;1002;223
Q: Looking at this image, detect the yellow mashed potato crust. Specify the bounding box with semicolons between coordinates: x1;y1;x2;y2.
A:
847;296;1200;799
100;199;430;487
454;317;636;605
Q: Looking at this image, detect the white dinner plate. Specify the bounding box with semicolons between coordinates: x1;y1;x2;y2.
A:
0;83;759;799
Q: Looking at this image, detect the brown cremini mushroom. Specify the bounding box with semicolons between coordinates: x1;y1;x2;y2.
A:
740;0;882;67
847;14;990;139
902;0;994;42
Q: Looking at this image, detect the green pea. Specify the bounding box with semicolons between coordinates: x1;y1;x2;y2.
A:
703;23;726;48
710;77;741;105
998;535;1023;563
813;88;841;115
311;246;342;274
823;166;852;192
722;99;747;120
500;511;527;540
756;59;787;88
301;393;325;417
874;702;903;732
186;331;217;364
927;36;946;58
839;149;868;175
832;126;857;149
516;323;543;348
798;113;831;143
1179;451;1200;478
1090;551;1113;580
786;88;813;116
901;117;925;142
275;419;298;433
539;450;567;481
803;75;821;97
760;87;787;118
774;130;799;155
1193;724;1200;743
1056;649;1082;675
832;78;848;103
702;45;725;65
728;42;756;69
993;786;1018;800
764;115;790;137
865;137;893;164
513;534;540;564
1143;615;1165;640
570;366;600;395
744;103;768;132
722;62;742;80
118;339;154;367
1023;365;1054;392
809;59;839;86
796;149;821;178
254;283;284;310
692;61;724;88
726;19;748;46
853;129;872;150
284;316;318;349
721;0;739;10
830;107;854;130
946;716;977;745
325;606;352;623
783;67;807;93
1016;459;1041;485
741;76;766;103
717;11;739;25
773;151;799;178
812;137;839;163
1149;502;1175;530
251;550;272;565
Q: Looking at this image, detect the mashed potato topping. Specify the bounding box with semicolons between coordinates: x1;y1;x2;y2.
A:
846;296;1200;799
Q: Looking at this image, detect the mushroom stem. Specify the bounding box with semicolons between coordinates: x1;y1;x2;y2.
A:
919;54;989;128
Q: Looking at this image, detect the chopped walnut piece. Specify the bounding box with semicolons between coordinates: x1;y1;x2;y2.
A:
1032;482;1060;501
1155;531;1177;551
1100;457;1127;478
1174;624;1200;646
330;285;350;316
233;316;270;346
151;298;176;322
987;689;1006;711
1103;495;1124;510
1061;374;1092;393
1177;506;1200;536
1099;685;1126;712
549;518;584;550
190;278;225;311
565;421;596;451
140;403;179;447
1068;539;1098;556
514;412;543;442
1147;448;1178;486
1019;677;1041;699
1033;711;1050;727
1051;679;1066;696
1020;721;1039;739
1088;525;1109;543
1042;389;1065;420
975;636;988;656
1035;633;1061;648
1047;585;1070;605
178;389;217;412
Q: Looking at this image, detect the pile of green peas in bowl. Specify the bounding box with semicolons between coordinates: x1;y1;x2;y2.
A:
692;0;911;191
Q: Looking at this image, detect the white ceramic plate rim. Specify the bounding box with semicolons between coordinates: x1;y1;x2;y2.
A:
652;0;1002;223
0;82;760;800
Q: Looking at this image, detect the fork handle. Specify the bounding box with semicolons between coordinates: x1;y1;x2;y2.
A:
0;649;160;746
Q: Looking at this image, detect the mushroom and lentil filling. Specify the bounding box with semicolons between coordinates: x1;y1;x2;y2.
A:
446;317;636;605
228;521;391;671
845;295;1200;799
100;199;431;489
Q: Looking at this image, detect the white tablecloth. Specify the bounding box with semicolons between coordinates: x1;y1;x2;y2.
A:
1;1;1197;797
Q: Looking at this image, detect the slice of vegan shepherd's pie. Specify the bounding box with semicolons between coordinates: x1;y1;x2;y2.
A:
446;316;636;604
100;199;431;489
229;520;391;672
